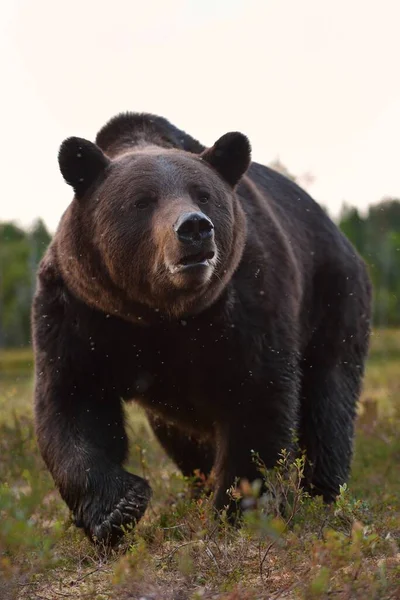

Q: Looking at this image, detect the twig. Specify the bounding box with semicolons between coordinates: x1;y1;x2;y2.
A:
201;540;220;571
164;540;198;562
161;523;184;530
317;511;330;539
259;540;275;583
260;473;303;584
70;565;111;585
270;567;311;599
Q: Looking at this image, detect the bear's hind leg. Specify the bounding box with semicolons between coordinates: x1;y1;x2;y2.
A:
147;414;215;495
299;336;370;502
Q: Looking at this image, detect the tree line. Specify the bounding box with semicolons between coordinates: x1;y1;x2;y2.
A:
0;197;399;349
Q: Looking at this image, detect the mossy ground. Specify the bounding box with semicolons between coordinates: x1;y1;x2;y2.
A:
1;329;399;599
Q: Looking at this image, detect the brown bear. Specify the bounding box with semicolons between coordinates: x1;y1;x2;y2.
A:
32;112;372;546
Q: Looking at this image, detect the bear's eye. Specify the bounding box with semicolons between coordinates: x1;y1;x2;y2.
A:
198;191;210;204
135;198;152;210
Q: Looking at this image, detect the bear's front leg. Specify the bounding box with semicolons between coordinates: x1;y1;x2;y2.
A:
35;369;151;545
33;303;151;546
213;364;300;517
34;368;151;545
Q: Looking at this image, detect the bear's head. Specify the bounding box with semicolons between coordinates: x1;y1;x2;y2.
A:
56;126;250;322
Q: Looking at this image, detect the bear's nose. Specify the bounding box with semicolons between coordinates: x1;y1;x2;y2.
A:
174;212;214;245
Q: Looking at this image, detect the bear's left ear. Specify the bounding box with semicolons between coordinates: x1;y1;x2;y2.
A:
201;132;251;187
58;137;110;199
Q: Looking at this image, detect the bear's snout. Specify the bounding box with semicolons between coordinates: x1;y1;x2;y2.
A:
174;211;214;246
167;211;217;280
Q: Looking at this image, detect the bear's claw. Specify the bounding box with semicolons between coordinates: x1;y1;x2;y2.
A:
74;476;152;547
92;488;151;546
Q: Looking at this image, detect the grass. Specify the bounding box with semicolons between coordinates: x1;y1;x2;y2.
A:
0;330;399;599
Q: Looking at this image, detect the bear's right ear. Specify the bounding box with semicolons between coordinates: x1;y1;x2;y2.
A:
201;132;251;188
58;137;110;199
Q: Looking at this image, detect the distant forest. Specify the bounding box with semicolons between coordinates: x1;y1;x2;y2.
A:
1;172;399;348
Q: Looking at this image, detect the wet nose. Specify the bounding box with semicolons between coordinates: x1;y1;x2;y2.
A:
174;212;214;245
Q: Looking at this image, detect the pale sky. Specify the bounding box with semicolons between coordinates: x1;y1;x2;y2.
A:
1;0;400;232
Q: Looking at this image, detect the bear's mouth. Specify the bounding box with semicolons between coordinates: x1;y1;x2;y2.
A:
169;250;215;273
179;250;215;268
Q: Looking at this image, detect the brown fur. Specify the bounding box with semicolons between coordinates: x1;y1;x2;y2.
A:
32;112;372;546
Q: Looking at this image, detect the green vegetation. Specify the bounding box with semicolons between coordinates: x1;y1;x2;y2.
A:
1;331;399;599
339;199;400;326
0;220;51;349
